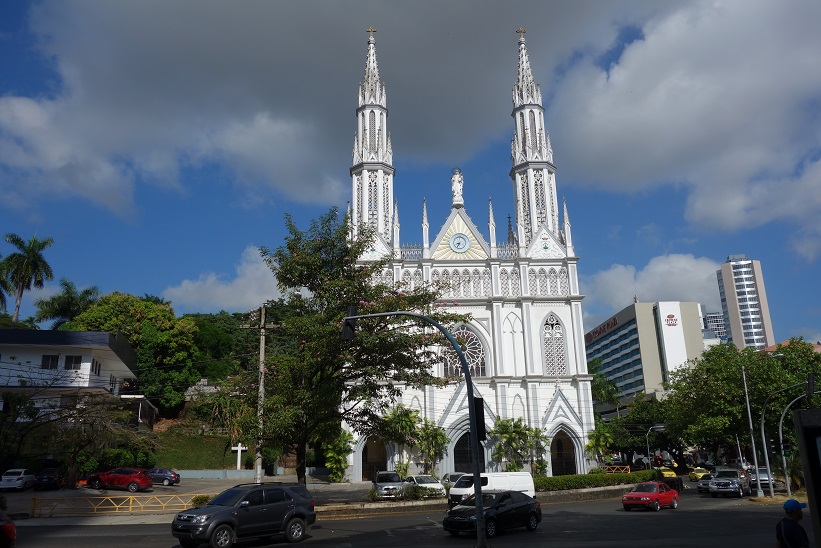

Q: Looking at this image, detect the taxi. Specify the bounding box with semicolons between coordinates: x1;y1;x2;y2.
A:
688;467;709;481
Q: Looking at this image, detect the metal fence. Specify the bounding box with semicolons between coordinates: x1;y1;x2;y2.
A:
30;492;218;517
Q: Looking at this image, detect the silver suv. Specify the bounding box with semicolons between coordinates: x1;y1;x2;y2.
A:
171;482;316;547
372;471;404;498
709;468;751;497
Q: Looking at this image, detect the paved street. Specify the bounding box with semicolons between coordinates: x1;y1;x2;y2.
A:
11;479;816;547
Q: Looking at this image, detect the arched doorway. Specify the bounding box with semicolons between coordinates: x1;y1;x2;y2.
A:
453;433;485;473
550;431;576;476
361;436;387;481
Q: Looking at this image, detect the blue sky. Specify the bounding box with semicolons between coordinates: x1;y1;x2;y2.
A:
1;1;819;344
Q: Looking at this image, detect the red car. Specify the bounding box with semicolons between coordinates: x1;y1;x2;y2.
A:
86;468;153;493
0;509;16;548
622;481;679;511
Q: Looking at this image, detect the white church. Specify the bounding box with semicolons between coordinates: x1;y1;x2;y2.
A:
345;29;595;481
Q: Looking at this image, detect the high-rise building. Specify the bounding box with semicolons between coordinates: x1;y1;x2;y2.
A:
345;29;595;480
716;254;775;350
585;302;706;406
703;311;727;340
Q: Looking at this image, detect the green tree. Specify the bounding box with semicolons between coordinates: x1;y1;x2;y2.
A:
585;421;615;464
588;357;620;414
325;429;355;483
2;233;54;323
415;418;450;475
65;292;200;413
488;417;531;471
205;208;465;485
33;278;100;329
379;405;420;477
183;311;258;381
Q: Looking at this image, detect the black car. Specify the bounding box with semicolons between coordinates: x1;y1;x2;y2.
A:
148;467;180;486
34;468;63;490
443;490;541;539
172;482;316;547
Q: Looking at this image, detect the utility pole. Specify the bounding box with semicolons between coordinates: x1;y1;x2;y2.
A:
241;306;277;483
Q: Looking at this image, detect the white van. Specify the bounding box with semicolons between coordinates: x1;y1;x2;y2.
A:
447;472;535;508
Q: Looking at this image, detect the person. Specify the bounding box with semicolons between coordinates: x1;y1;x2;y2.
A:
776;499;810;548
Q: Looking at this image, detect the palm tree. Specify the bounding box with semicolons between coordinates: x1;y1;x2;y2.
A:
488;417;529;471
2;233;55;323
34;278;100;329
0;253;9;313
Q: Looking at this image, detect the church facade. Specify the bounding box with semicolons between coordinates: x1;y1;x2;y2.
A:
346;29;595;481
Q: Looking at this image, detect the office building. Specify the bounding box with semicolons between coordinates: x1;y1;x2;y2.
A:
716;254;775;350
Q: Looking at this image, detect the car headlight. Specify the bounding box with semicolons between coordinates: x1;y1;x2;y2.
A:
468;515;477;522
191;515;210;525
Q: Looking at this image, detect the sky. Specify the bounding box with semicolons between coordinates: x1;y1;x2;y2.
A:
1;1;819;344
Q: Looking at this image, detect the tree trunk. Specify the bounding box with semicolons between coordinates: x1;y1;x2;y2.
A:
12;286;24;323
295;435;308;485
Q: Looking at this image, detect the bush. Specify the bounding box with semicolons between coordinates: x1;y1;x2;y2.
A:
588;468;607;474
534;470;658;492
190;495;211;507
366;488;383;502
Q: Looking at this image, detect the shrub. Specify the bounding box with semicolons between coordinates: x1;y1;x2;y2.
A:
190;495;210;507
588;468;607;474
366;488;383;502
534;470;658;492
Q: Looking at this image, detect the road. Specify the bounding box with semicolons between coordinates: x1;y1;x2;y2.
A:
15;483;813;547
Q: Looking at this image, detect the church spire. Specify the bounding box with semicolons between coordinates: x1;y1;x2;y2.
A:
510;28;559;251
350;27;395;245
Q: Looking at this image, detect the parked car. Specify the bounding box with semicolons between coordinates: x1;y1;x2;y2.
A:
0;469;35;491
688;467;709;481
657;466;677;478
443;490;541;538
86;468;153;492
403;474;446;497
448;472;535;508
34;468;64;490
171;482;316;547
0;509;16;548
622;481;679;511
148;468;180;486
709;468;751;497
749;467;775;489
697;473;714;493
440;472;465;487
372;471;404;499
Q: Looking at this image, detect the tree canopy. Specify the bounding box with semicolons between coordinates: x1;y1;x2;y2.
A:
34;278;100;329
2;232;54;322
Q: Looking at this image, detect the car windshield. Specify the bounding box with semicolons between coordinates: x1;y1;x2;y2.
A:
208;488;248;506
460;492;498;507
3;470;23;477
376;473;401;483
454;475;488;488
415;475;438;484
700;475;713;481
632;484;658;493
716;470;739;478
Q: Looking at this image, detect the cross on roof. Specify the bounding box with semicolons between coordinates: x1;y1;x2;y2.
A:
366;26;377;38
516;28;526;38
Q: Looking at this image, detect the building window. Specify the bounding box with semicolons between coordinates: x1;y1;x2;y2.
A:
543;313;567;376
91;359;102;376
41;355;59;370
65;355;82;370
442;325;486;378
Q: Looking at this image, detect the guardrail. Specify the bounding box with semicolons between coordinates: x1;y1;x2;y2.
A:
600;466;631;474
30;493;218;517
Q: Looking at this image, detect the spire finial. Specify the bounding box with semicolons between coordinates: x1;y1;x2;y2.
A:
366;26;377;39
516;28;526;40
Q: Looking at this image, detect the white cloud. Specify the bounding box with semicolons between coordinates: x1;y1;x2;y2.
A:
581;253;721;330
162;246;280;314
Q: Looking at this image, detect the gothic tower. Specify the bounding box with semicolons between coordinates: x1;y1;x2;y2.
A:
350;28;395;246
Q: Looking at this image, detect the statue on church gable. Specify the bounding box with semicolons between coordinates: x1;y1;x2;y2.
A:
451;168;464;208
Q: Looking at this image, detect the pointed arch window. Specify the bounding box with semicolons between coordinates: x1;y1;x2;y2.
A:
472;269;482;297
443;325;486;379
519;112;527;154
482;269;491;296
534;171;546;225
369;111;376;153
413;270;423;290
543;312;567;376
368;173;378;226
559;267;569;296
548;268;559;296
538;268;548;295
529;111;537;153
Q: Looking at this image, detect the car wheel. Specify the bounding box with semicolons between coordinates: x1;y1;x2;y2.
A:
127;482;139;493
285;517;306;543
670;497;678;509
210;524;234;548
163;478;171;486
89;479;102;490
623;505;631;511
526;512;539;531
651;500;661;512
485;518;497;539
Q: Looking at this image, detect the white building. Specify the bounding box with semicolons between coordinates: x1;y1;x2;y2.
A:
346;29;595;480
717;254;775;350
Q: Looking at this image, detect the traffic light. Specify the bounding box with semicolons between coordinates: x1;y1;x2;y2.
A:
341;306;358;340
783;441;793;456
769;438;777;452
473;397;487;442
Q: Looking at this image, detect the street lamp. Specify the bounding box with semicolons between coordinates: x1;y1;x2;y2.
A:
646;425;665;469
741;362;764;497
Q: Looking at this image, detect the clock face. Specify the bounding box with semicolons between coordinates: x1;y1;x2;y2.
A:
449;233;470;253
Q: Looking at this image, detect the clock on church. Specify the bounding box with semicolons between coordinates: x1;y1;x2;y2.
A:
449;233;470;253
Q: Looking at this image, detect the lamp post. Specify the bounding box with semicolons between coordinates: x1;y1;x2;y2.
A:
343;310;488;547
646;425;665;469
756;353;788;497
741;363;764;497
